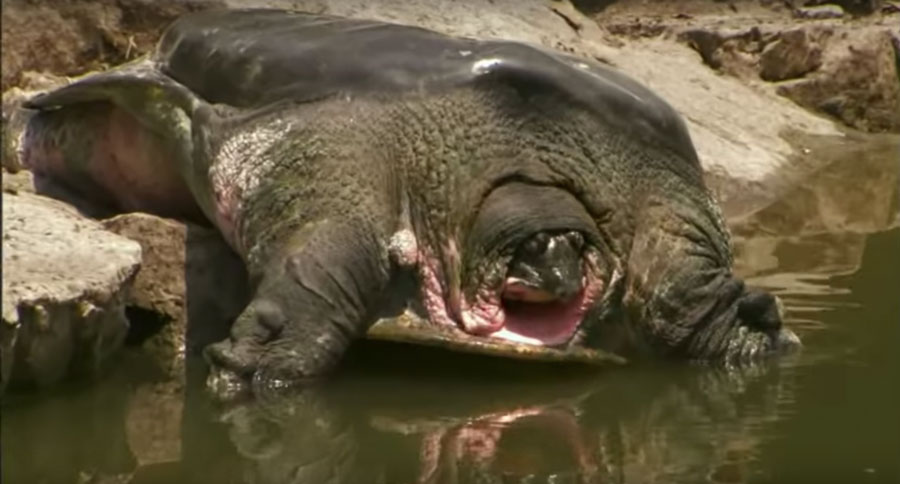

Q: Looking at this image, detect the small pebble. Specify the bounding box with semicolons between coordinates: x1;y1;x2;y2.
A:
795;5;845;19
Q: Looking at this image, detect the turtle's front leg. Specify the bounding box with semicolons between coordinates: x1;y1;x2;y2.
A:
205;219;391;394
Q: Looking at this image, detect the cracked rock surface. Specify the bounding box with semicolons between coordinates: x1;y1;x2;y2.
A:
1;191;142;392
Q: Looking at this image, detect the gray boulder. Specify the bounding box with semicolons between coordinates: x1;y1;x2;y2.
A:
1;191;142;392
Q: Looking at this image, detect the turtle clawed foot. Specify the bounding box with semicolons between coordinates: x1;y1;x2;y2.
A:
205;339;262;399
724;325;801;367
735;289;801;361
204;297;344;398
204;298;290;398
769;327;801;354
205;339;326;399
250;337;340;391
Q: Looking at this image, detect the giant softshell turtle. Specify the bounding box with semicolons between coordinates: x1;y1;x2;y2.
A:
19;8;799;392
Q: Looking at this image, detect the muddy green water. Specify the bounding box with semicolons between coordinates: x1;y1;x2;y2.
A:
2;136;898;484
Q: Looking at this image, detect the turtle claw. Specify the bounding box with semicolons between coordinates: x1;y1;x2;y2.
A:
205;299;283;377
204;293;352;397
205;339;261;378
251;366;321;396
204;337;264;399
205;336;327;398
206;360;252;401
204;298;288;396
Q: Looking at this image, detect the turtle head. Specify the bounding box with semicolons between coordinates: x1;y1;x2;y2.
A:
504;230;585;303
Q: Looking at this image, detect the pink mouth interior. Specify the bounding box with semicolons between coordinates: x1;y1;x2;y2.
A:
418;248;599;347
493;284;588;346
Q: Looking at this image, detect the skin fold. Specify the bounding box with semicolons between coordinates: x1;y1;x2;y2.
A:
19;9;800;394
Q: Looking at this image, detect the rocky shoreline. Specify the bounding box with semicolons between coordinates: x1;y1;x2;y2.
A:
2;0;898;393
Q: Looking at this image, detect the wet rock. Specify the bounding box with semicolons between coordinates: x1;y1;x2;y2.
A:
683;22;898;133
776;28;900;133
759;29;823;81
102;214;249;378
829;0;883;14
1;191;142;392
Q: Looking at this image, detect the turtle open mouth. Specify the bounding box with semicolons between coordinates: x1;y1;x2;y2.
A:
416;231;602;348
452;255;603;347
493;278;590;346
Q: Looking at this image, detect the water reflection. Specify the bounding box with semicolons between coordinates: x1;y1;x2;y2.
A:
2;346;802;484
1;353;154;483
730;133;899;329
214;359;798;484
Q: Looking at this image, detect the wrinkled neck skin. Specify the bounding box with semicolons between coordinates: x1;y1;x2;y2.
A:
395;88;798;361
618;176;799;362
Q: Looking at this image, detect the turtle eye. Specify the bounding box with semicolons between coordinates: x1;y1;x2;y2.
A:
566;231;584;250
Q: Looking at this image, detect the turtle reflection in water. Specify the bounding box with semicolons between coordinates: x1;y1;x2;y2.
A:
206;361;791;484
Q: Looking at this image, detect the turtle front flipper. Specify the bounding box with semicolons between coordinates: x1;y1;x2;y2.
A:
21;59;219;222
205;217;392;396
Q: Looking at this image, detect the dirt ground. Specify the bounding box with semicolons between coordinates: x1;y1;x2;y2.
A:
0;0;217;91
579;0;900;132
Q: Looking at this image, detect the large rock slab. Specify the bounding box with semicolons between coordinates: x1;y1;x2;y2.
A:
775;26;900;133
1;191;142;392
678;21;899;134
